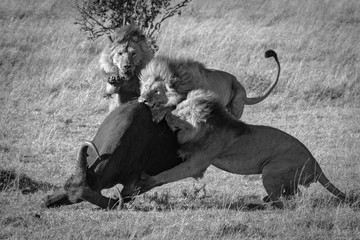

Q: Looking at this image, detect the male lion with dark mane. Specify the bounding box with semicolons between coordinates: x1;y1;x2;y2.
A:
99;24;154;112
138;50;280;122
138;89;348;208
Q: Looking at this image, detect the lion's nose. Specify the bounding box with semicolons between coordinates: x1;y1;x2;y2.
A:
138;96;147;103
123;65;132;70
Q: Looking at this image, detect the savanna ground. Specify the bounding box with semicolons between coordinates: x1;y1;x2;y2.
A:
1;0;360;239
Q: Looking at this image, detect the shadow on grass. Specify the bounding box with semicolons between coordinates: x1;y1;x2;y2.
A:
127;192;269;212
125;190;360;212
0;168;55;194
309;191;360;210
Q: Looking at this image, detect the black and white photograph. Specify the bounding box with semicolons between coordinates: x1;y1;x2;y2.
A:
1;0;359;239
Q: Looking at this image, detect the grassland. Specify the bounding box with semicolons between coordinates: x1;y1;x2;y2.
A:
0;0;359;239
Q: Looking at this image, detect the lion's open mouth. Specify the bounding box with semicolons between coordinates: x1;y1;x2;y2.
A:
142;101;154;108
142;100;164;109
124;70;133;77
119;68;134;79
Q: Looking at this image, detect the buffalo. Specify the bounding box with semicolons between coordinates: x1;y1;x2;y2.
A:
43;101;182;209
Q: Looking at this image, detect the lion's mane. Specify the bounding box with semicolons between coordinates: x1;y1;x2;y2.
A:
140;56;208;106
169;89;249;148
99;24;154;75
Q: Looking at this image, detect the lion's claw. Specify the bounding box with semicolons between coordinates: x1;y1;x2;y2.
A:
107;75;127;87
107;76;117;85
107;75;119;85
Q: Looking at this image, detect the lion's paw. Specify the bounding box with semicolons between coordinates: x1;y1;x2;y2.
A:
136;173;157;193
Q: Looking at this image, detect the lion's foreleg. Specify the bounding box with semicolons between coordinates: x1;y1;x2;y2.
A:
121;175;141;203
108;94;120;113
138;154;212;193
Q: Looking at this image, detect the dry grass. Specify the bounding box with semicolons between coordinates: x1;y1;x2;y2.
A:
1;0;360;239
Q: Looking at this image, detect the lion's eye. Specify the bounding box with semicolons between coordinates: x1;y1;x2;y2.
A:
132;52;136;56
151;89;160;95
117;52;123;56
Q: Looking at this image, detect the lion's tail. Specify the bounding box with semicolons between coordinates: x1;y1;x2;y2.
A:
245;50;281;105
317;172;347;203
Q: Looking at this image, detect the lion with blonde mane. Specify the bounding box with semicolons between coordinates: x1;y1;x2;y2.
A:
138;50;280;122
138;89;348;208
99;24;153;112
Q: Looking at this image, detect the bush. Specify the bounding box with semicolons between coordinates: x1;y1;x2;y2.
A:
75;0;191;51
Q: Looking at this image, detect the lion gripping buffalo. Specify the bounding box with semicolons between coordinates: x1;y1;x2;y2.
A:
137;89;348;209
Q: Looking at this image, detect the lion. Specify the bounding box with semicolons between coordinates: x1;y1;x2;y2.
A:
99;24;154;112
137;89;348;209
138;50;280;122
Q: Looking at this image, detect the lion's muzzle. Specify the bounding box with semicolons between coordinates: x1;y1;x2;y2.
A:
138;96;147;103
119;66;135;80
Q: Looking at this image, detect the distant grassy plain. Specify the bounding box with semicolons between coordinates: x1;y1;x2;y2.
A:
0;0;359;239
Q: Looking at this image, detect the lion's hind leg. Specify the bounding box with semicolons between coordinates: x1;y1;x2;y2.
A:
261;164;303;209
227;83;246;119
261;179;285;209
262;186;300;203
282;186;301;199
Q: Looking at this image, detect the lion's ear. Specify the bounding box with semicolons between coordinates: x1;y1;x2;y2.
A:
169;77;181;90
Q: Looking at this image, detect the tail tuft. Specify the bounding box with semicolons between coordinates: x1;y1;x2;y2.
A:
265;49;277;59
244;49;280;105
